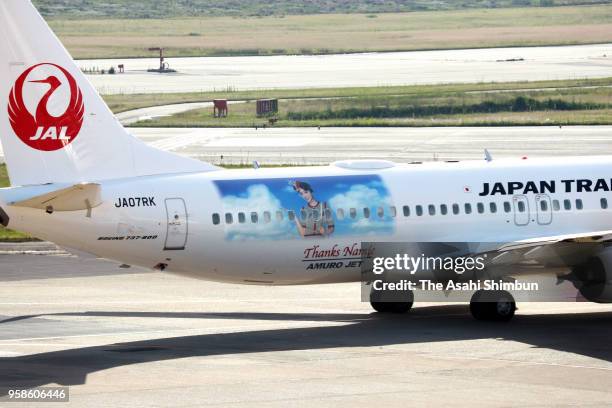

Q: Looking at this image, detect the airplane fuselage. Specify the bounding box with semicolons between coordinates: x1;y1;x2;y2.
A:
2;156;611;285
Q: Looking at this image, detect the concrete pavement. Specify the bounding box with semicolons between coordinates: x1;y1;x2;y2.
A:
0;253;611;407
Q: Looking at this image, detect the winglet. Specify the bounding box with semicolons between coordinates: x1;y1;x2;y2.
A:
484;149;493;162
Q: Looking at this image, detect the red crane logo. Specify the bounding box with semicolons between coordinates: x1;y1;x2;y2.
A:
8;63;84;151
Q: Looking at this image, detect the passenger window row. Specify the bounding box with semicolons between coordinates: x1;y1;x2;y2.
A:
406;201;505;217
551;198;586;212
212;198;601;225
214;207;336;226
213;206;396;226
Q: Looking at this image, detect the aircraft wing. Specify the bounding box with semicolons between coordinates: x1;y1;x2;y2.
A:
481;230;612;269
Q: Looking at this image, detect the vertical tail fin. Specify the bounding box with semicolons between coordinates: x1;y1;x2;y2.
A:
0;0;216;187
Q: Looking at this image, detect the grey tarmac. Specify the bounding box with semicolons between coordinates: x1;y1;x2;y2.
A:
0;253;610;407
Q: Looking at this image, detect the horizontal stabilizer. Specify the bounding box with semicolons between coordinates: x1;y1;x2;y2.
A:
10;183;101;212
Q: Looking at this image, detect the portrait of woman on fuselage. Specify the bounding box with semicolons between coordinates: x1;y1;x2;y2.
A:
291;180;335;237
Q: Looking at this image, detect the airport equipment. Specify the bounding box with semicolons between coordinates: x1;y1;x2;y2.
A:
256;99;278;117
213;99;228;117
147;47;176;73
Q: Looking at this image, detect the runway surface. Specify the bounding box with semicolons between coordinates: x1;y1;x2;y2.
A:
0;252;611;407
1;125;611;166
80;44;612;94
129;126;612;165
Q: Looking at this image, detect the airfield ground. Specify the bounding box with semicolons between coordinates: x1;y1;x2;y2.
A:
0;251;611;407
80;44;612;95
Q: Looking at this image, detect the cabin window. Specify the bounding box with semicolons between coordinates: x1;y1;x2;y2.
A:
517;201;525;213
564;199;571;210
440;204;448;215
238;212;246;224
325;208;333;221
300;209;307;221
403;205;410;217
539;200;548;212
601;198;608;209
363;208;371;218
251;212;258;223
350;208;357;219
336;208;345;220
428;204;436;216
390;206;397;217
503;201;511;213
477;202;484;214
276;211;283;221
310;208;320;221
452;203;459;215
489;202;497;213
416;205;423;216
287;210;295;221
212;213;220;225
377;207;384;218
576;199;583;210
263;211;271;223
465;203;472;214
552;200;560;211
225;213;233;224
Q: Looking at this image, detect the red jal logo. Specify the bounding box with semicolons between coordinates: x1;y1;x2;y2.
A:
8;63;84;151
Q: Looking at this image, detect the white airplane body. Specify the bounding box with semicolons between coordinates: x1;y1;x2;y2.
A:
1;1;611;320
3;160;612;285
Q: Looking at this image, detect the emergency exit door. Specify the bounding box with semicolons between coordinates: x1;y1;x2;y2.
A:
512;195;530;226
164;198;188;250
535;194;553;225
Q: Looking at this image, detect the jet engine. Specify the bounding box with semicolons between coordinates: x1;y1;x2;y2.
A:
571;247;612;303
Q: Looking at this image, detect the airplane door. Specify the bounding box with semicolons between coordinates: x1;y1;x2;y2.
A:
535;194;552;225
164;198;188;250
512;195;529;226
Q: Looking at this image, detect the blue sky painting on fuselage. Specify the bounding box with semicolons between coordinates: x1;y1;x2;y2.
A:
213;175;395;241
